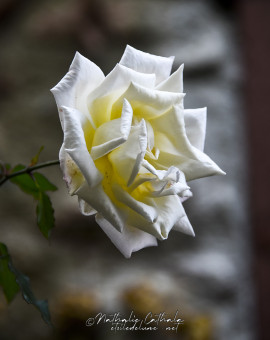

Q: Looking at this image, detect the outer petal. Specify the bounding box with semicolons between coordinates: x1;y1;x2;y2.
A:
156;64;184;93
127;195;186;240
87;64;156;128
61;106;102;186
51;52;104;127
59;144;85;195
108;119;147;187
173;214;195;237
61;107;127;232
119;45;174;85
90;99;133;160
95;214;158;258
184;108;207;151
111;82;185;120
78;198;97;216
152;195;187;239
151;105;225;181
76;182;125;232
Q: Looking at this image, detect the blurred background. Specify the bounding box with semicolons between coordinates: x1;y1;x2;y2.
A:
0;0;269;339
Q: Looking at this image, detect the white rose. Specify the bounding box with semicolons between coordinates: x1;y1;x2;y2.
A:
51;45;225;258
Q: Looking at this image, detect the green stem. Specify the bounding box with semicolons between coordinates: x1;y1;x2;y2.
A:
0;160;60;186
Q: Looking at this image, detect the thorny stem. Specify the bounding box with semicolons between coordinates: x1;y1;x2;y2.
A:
0;160;60;186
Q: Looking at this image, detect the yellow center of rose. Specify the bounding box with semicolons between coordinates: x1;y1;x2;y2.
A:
83;97;154;206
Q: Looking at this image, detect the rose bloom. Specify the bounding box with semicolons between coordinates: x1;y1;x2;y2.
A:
51;45;224;258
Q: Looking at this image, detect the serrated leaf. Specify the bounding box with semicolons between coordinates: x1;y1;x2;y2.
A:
34;173;57;192
0;243;19;303
36;192;55;239
0;243;52;326
10;165;39;199
31;146;44;166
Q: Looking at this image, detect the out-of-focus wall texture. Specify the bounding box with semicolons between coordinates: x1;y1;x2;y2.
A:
0;0;264;339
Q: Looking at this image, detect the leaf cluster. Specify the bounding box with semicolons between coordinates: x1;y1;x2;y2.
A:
0;147;58;325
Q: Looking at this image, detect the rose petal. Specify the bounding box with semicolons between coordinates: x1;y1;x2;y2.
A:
59;145;85;195
127;194;186;240
111;82;185;120
173;214;195;237
184;108;207;151
90;99;133;160
156;64;184;93
152;195;187;239
76;182;125;232
151;181;190;197
112;183;157;223
119;45;174;85
108;119;147;186
95;214;158;258
145;147;160;161
51;52;104;128
61;106;102;187
141;165;191;198
141;159;160;177
145;120;155;151
60;107;126;232
179;190;193;203
151;105;225;180
78;198;97;216
128;173;156;193
87;64;156;128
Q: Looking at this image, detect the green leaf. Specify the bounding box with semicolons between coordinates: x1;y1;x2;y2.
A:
31;146;44;166
36;192;55;239
9;265;52;326
9;165;57;239
12;164;26;173
10;165;39;199
34;173;57;192
0;243;19;303
0;243;52;326
10;166;57;196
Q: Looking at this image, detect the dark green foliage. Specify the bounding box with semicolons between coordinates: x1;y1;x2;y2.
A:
0;243;19;303
10;164;57;239
34;172;57;192
11;165;40;198
0;243;52;326
0;151;58;325
36;191;55;239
